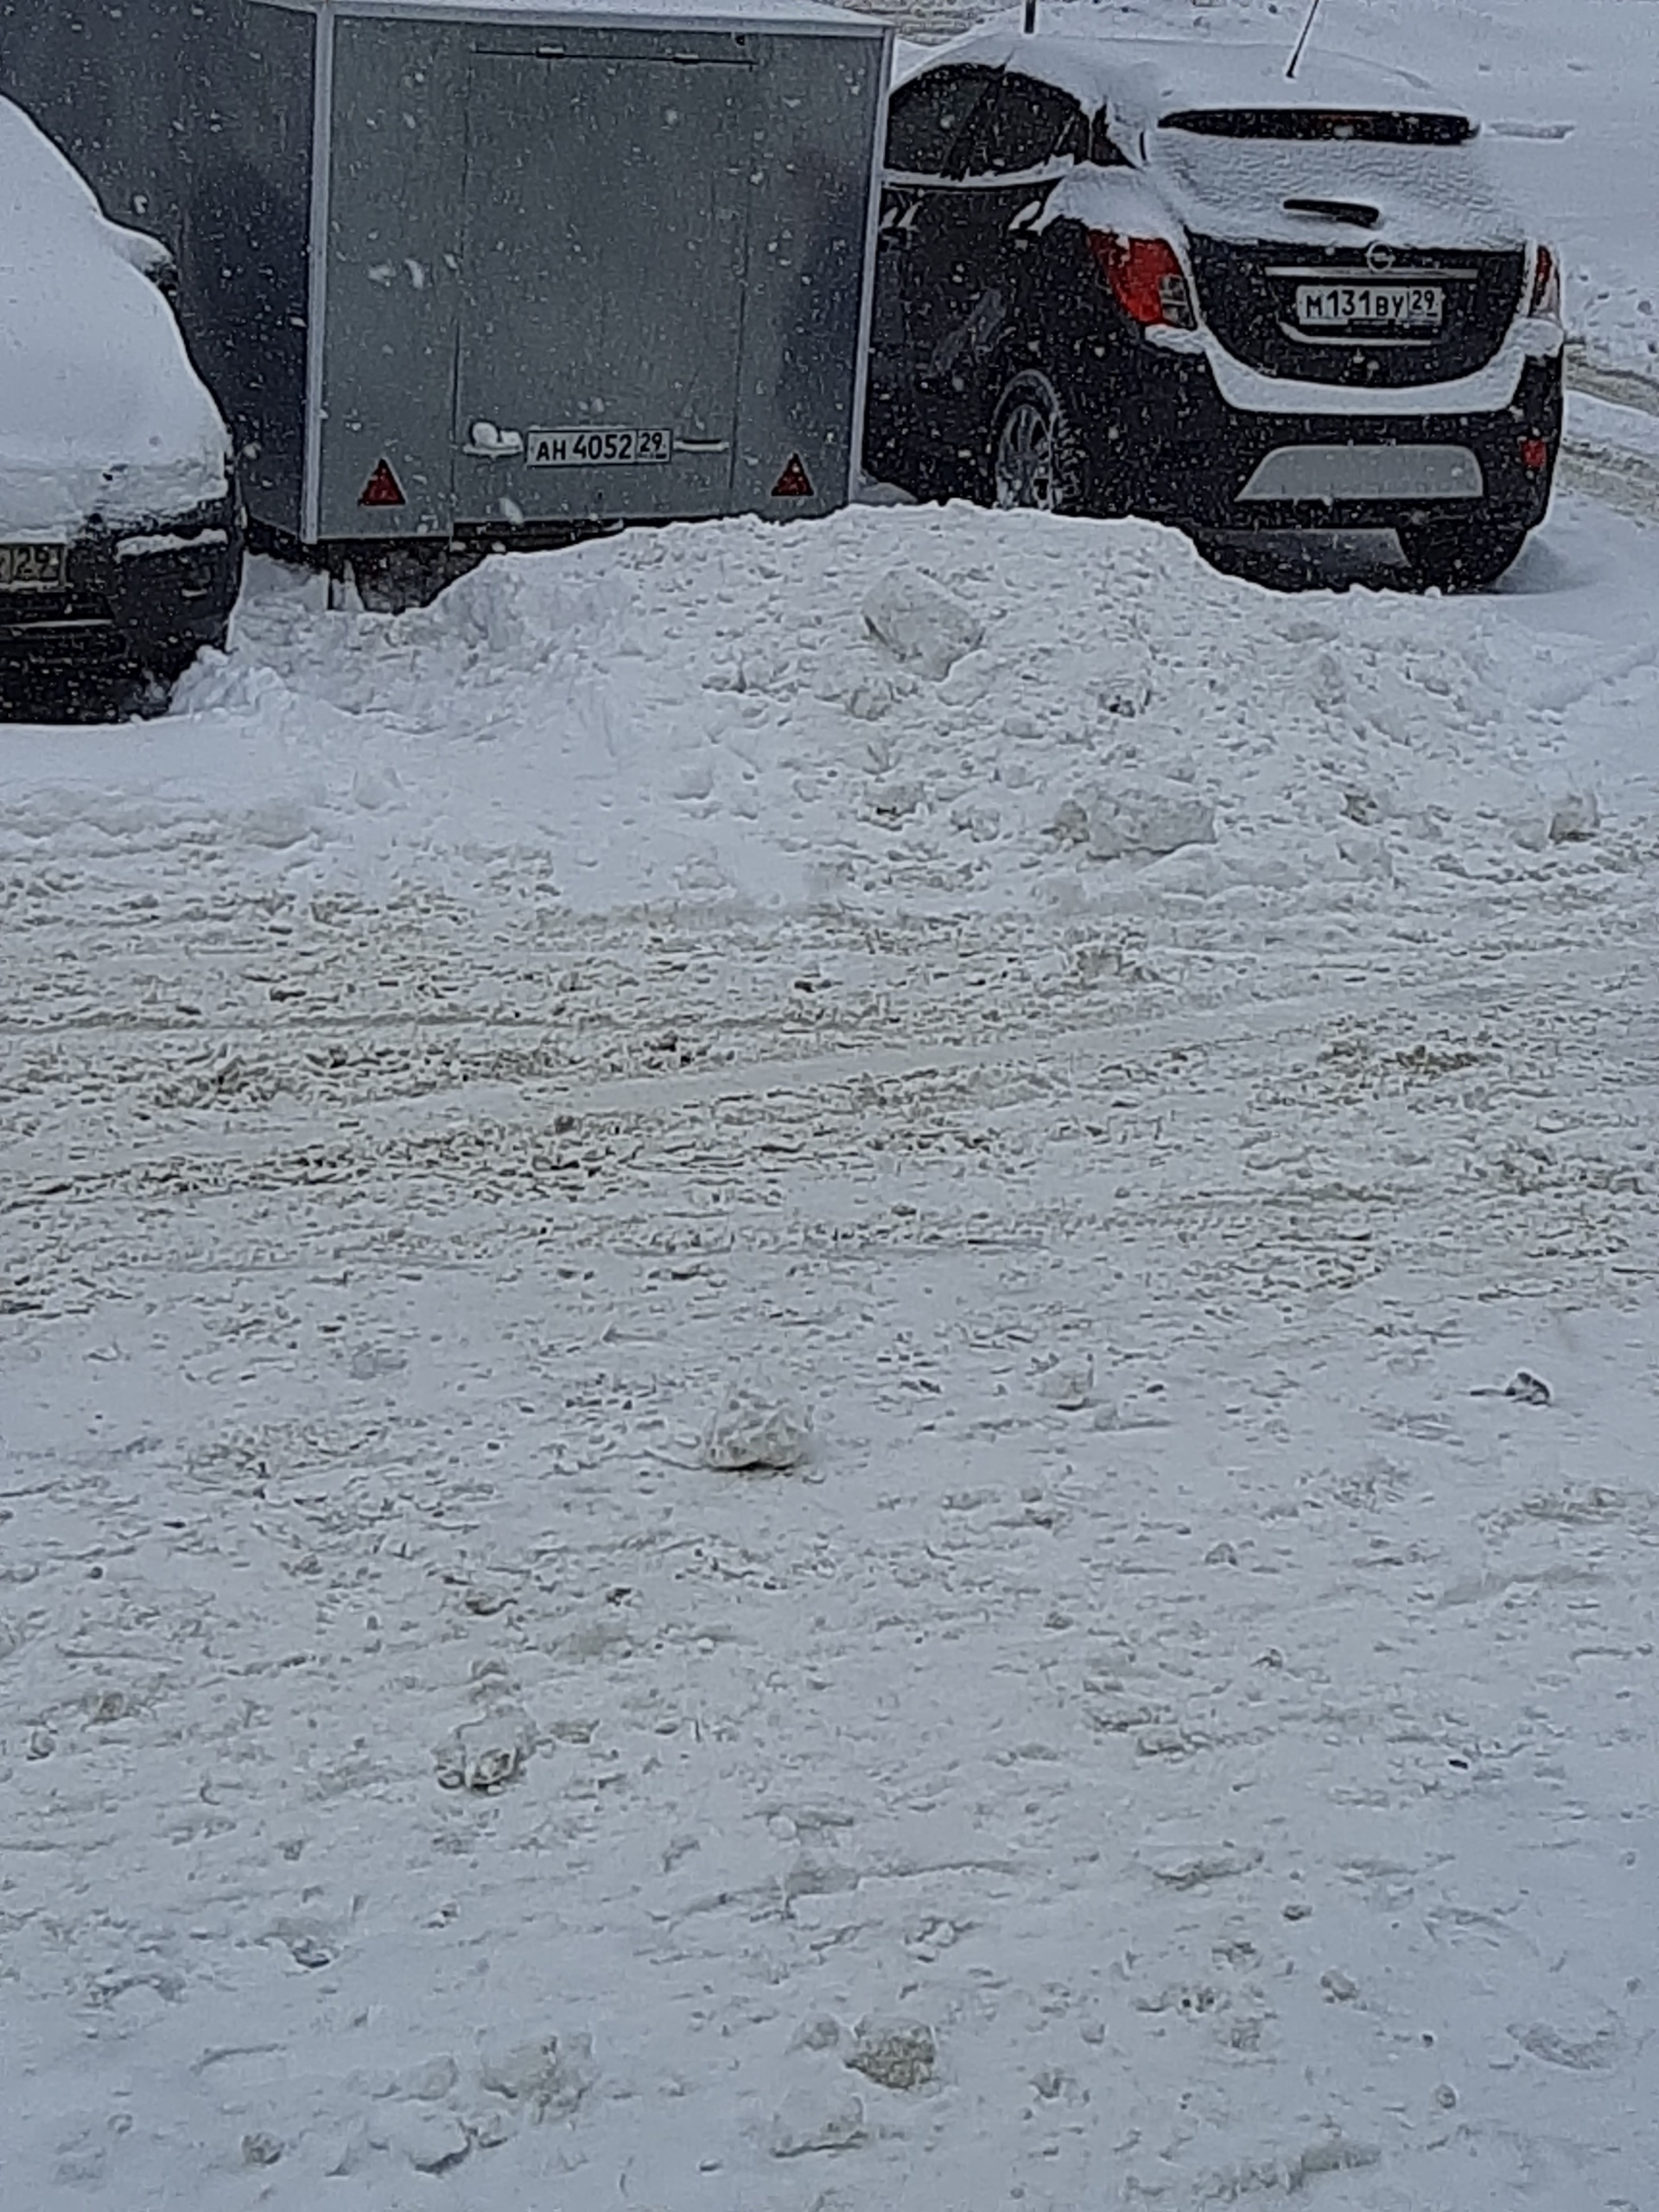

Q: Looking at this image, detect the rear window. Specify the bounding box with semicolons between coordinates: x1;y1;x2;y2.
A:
886;66;997;175
1161;108;1476;147
956;73;1086;178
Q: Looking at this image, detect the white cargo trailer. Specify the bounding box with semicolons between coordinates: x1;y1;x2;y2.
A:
0;0;889;594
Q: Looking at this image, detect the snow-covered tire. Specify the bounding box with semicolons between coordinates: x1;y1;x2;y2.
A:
1397;518;1531;593
991;372;1089;516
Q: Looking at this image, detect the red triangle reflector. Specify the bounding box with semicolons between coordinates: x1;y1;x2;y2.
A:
771;454;814;499
359;458;406;508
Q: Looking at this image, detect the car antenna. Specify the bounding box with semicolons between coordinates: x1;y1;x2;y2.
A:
1286;0;1327;79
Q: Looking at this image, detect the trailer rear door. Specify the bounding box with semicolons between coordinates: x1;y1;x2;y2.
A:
453;38;754;527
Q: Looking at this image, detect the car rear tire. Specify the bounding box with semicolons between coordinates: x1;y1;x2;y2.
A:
1396;517;1530;593
991;372;1088;516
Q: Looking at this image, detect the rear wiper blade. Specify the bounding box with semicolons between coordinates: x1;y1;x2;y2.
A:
1283;196;1382;228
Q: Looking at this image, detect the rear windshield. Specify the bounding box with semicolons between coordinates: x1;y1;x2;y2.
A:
1161;108;1477;147
1145;118;1521;252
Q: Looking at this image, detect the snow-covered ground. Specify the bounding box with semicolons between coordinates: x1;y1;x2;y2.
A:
6;2;1659;2202
867;0;1659;386
4;483;1659;2207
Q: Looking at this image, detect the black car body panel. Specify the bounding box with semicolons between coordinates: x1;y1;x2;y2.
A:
863;34;1565;576
0;494;245;673
1185;238;1529;388
1099;353;1560;532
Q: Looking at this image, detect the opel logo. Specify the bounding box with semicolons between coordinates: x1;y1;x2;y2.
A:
1366;241;1396;272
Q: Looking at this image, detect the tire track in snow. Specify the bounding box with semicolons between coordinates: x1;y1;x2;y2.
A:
3;936;1649;1194
1558;440;1659;527
1566;350;1659;418
1560;355;1659;523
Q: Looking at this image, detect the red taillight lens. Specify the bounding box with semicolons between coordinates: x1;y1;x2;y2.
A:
1088;232;1197;330
1529;243;1561;319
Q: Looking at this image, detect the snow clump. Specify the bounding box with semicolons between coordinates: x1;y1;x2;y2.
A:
845;2014;938;2090
478;2033;594;2120
1509;785;1602;851
434;1707;532;1793
1038;1351;1095;1411
1054;774;1217;861
1548;788;1600;842
768;2087;867;2158
861;568;983;679
703;1379;814;1473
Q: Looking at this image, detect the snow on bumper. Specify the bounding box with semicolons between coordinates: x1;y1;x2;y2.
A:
1149;317;1565;420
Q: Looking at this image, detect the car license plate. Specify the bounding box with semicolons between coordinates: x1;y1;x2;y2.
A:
0;542;67;590
525;426;672;467
1294;283;1444;330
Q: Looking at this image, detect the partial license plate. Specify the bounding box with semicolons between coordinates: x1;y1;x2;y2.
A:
525;426;672;467
1295;283;1444;330
0;542;67;590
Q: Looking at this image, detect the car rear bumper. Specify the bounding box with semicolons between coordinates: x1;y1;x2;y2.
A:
1090;351;1561;534
0;493;244;667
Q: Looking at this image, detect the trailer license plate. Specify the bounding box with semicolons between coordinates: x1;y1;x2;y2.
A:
1295;283;1443;330
526;427;672;467
0;542;67;590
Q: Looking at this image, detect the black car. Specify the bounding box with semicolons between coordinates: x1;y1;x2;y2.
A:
863;32;1564;589
0;95;242;708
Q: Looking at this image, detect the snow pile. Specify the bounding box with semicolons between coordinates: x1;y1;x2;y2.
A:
0;499;1631;957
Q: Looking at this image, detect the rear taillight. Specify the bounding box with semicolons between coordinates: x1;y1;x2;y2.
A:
1529;243;1561;319
1088;232;1197;330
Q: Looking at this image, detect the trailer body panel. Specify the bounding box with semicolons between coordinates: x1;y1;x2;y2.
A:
0;0;888;548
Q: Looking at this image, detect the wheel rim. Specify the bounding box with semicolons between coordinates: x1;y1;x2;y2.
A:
995;394;1058;511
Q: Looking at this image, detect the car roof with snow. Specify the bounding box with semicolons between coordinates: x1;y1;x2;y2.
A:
896;27;1471;137
0;93;163;264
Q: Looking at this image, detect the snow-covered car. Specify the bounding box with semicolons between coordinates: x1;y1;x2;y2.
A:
0;96;241;699
863;31;1565;588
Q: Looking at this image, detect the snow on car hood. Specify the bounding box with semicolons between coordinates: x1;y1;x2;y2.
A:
0;99;229;538
1145;127;1527;254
